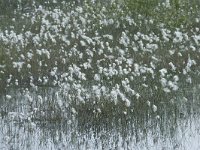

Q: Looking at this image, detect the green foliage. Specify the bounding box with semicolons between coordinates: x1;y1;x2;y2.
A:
125;0;200;28
124;0;160;16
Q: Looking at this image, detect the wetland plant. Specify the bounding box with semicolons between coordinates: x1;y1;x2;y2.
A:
0;0;200;121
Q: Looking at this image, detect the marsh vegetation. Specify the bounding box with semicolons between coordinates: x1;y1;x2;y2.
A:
0;0;200;149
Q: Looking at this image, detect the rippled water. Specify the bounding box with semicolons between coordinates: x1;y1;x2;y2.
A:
0;86;200;150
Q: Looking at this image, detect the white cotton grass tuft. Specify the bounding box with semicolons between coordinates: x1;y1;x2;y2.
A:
94;74;100;81
152;105;157;112
71;107;77;114
15;79;19;86
123;111;127;115
125;99;131;107
156;115;160;120
183;97;188;102
135;93;140;99
159;68;167;77
6;95;12;100
147;101;151;107
97;108;101;113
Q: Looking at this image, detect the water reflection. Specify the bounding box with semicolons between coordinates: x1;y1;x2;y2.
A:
0;86;200;149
